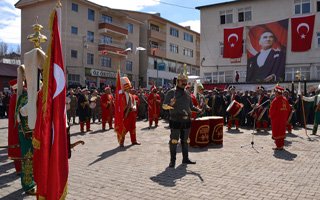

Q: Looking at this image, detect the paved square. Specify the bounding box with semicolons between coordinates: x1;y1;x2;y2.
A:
1;118;320;200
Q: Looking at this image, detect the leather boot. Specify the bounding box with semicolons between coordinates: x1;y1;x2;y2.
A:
169;143;177;168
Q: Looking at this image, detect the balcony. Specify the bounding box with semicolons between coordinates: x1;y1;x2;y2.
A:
149;48;166;58
98;22;128;39
98;42;127;56
148;29;166;41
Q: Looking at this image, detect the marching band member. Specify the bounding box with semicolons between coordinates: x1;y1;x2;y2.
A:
90;89;101;123
163;72;201;168
78;88;91;132
226;85;241;131
302;85;320;135
269;85;290;150
147;85;161;129
101;86;114;130
194;81;208;118
254;86;270;131
15;65;37;195
117;77;140;147
7;79;22;176
67;89;78;125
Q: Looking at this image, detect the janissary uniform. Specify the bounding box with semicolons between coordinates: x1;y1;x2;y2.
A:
16;90;36;193
303;86;320;135
101;87;114;130
117;77;140;146
147;86;161;128
78;89;91;132
7;79;22;175
269;86;290;149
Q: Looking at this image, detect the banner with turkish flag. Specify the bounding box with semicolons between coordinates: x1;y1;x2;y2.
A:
114;69;125;139
34;9;69;200
223;27;244;58
246;19;288;82
291;15;315;52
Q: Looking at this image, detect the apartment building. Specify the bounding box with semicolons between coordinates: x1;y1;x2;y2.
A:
118;10;201;88
15;0;142;89
197;0;320;84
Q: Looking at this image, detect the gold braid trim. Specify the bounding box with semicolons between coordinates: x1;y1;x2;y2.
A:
42;10;55;115
39;196;46;200
60;182;68;200
32;136;40;150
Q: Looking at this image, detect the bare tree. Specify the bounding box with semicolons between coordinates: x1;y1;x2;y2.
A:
0;42;8;56
16;44;21;54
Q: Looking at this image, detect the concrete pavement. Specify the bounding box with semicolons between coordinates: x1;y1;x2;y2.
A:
1;118;320;200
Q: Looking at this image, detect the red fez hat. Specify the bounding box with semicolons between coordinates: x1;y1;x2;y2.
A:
274;85;284;93
104;86;110;91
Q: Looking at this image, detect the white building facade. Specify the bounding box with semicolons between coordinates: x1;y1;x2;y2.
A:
197;0;320;84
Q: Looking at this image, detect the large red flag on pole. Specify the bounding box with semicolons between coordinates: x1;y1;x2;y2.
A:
114;69;125;142
36;7;68;200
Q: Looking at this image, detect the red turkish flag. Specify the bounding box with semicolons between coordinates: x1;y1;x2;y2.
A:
291;15;315;52
223;27;244;58
34;9;69;200
114;69;125;137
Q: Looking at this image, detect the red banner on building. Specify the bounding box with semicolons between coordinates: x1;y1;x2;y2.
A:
291;15;315;52
223;27;244;58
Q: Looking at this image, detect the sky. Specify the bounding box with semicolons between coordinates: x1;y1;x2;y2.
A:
0;0;232;47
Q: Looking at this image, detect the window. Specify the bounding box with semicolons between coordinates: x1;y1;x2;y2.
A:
294;0;311;15
183;48;193;57
87;53;94;65
184;33;193;42
238;7;251;22
71;26;78;35
170;27;179;37
88;9;95;21
150;24;159;32
101;14;112;23
68;74;80;85
87;31;94;43
204;73;212;83
100;36;112;44
127;23;133;33
318;1;320;12
71;3;78;12
101;56;111;68
219;42;224;56
220;9;233;24
150;41;159;49
317;66;320;79
126;61;133;71
285;67;310;81
317;32;320;48
71;50;77;58
126;42;133;50
170;43;178;54
212;71;225;83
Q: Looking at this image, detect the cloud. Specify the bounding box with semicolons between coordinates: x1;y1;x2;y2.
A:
88;0;160;10
0;0;21;44
179;20;200;33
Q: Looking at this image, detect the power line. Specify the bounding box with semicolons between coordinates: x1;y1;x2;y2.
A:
151;0;197;10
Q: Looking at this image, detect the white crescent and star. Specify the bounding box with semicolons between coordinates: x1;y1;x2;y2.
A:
228;33;239;47
53;63;66;99
297;23;310;39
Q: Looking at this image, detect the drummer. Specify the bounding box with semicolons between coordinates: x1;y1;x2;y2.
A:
194;81;209;118
254;86;270;132
78;88;91;132
226;85;241;131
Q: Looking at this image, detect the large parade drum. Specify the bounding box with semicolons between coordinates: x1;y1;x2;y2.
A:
226;100;243;117
189;118;210;147
202;116;224;145
255;107;267;121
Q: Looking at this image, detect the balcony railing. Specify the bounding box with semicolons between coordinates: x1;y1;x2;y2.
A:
148;29;166;41
98;21;128;38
